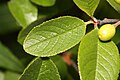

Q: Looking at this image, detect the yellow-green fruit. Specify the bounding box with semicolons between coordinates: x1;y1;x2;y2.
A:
115;0;120;4
98;24;116;41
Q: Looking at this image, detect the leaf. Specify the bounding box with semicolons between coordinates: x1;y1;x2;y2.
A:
5;71;20;80
73;0;100;16
0;4;20;34
8;0;38;28
78;28;120;80
106;0;120;14
19;57;61;80
18;18;46;45
31;0;56;7
23;16;86;57
0;42;24;72
51;55;67;79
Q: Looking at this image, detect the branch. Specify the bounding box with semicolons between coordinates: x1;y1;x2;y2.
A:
98;18;120;25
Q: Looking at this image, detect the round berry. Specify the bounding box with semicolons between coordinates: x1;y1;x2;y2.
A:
98;24;116;41
115;0;120;4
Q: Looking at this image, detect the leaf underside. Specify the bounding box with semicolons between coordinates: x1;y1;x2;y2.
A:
78;28;120;80
23;16;86;57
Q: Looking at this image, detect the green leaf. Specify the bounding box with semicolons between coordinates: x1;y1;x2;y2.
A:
106;0;120;14
8;0;38;28
78;28;120;80
5;71;20;80
18;18;46;45
0;42;24;72
51;55;67;79
31;0;56;7
19;57;61;80
0;4;20;34
73;0;100;16
23;16;86;57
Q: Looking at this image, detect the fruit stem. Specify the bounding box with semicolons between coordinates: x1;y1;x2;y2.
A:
113;21;120;28
85;20;94;25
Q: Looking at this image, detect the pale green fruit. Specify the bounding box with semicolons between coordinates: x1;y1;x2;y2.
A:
98;24;116;41
115;0;120;4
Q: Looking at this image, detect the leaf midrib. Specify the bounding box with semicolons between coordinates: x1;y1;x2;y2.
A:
25;23;85;49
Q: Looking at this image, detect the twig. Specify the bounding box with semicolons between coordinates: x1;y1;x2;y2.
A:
91;17;99;28
98;18;120;25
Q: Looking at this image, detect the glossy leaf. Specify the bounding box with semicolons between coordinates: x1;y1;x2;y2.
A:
78;28;120;80
31;0;56;7
73;0;100;16
23;16;86;57
19;57;61;80
18;18;46;45
8;0;37;28
0;42;24;72
106;0;120;14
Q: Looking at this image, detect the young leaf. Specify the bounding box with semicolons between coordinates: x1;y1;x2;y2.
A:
0;42;24;72
106;0;120;14
23;16;86;57
8;0;37;28
19;57;61;80
31;0;56;7
78;28;120;80
73;0;100;16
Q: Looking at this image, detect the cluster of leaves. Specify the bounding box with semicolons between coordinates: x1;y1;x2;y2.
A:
0;0;120;80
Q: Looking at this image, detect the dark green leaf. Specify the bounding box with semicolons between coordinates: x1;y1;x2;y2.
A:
0;4;20;34
19;57;61;80
73;0;100;16
78;28;120;80
8;0;38;28
23;16;86;57
0;42;24;72
106;0;120;14
31;0;56;7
